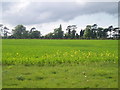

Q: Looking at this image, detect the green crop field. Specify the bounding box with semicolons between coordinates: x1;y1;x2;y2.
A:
2;39;118;88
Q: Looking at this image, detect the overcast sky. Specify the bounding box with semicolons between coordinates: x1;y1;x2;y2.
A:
0;0;119;35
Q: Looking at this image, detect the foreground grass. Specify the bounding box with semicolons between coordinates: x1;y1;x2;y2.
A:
3;61;118;88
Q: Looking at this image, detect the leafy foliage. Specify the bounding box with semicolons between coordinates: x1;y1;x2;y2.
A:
1;24;119;39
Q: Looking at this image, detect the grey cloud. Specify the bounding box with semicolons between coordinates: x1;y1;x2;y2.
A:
2;2;118;25
2;2;18;11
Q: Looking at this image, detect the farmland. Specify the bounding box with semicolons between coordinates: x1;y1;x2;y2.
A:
2;39;118;88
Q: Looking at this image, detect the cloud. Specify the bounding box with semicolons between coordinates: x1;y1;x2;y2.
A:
2;2;118;25
24;12;117;35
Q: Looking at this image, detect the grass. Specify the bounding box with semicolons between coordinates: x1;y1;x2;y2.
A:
2;39;118;65
3;62;118;88
2;39;118;88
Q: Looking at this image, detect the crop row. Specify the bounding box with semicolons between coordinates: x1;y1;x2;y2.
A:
3;50;118;65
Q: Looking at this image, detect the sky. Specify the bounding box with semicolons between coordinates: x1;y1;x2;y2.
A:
0;0;119;35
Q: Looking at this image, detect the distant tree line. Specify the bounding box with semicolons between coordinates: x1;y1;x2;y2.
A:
0;24;119;39
0;24;41;39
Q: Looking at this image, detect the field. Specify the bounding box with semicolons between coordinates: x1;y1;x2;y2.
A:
2;39;118;88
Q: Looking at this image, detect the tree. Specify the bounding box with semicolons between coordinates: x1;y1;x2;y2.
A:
76;33;79;39
108;26;113;38
83;25;92;39
0;25;10;38
71;25;77;39
64;33;68;39
3;26;10;38
102;28;109;39
53;24;64;39
97;27;104;39
2;23;119;40
0;24;3;37
66;25;77;39
45;33;54;39
12;25;26;39
66;25;72;39
22;31;29;39
112;27;119;39
92;24;97;29
91;24;97;39
53;28;59;38
29;27;41;39
58;24;64;39
30;27;36;33
71;30;76;39
30;31;41;39
80;29;84;38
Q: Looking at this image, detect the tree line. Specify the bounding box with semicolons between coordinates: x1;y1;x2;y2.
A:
0;24;119;39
